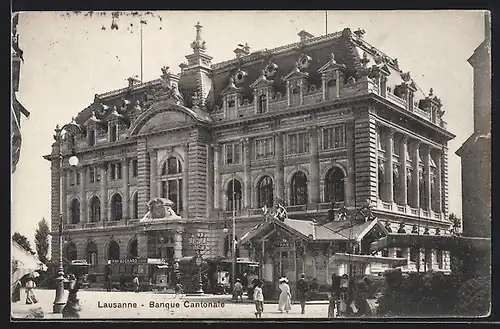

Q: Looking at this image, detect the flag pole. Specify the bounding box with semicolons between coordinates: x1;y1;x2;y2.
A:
325;11;328;35
140;14;144;82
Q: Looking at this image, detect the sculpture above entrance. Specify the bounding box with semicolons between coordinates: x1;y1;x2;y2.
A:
140;197;182;222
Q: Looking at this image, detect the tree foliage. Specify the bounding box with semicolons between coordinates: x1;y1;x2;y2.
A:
12;232;35;255
35;218;50;264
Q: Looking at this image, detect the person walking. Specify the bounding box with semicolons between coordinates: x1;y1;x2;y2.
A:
133;275;140;293
25;274;38;305
253;281;264;318
296;273;309;315
233;278;244;302
278;278;292;313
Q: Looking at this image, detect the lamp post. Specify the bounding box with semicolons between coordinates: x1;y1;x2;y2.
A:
53;141;79;313
190;233;205;294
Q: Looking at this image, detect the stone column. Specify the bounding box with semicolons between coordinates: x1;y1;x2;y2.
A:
182;145;189;219
213;144;222;210
149;150;157;199
335;70;341;97
299;80;304;105
137;139;150;218
400;135;408;206
345;124;355;206
411;140;420;209
286;81;291;107
122;158;130;220
275;133;284;202
435;149;443;215
80;166;87;223
61;167;68;224
100;162;108;223
385;128;394;203
174;227;184;260
309;127;320;208
321;75;327;100
424;145;432;211
242;138;251;209
206;145;214;217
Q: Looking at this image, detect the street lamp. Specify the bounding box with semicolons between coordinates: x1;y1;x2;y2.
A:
190;233;205;294
53;138;79;313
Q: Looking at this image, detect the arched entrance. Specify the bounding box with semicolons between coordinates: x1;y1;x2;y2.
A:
108;240;120;261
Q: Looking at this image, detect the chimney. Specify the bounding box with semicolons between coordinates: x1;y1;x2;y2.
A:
234;43;250;58
298;30;314;42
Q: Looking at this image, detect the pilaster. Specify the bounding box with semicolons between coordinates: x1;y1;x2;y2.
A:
137;139;150;218
122;158;130;220
442;146;449;219
213;143;222;210
188;132;208;219
61;167;68;224
206;145;214;217
182;145;189;219
400;135;408;206
354;110;378;205
174;227;184;260
275;132;284;202
345;124;355;207
411;140;420;209
309;127;320;207
100;162;108;223
241;138;251;210
50;154;62;261
424;145;432;211
435;149;443;214
385;128;394;203
80;166;87;223
149;150;157;199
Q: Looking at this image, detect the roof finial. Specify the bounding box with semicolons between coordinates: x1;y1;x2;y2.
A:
429;88;434;97
191;21;206;53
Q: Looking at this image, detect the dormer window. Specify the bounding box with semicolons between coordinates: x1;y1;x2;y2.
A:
228;100;236;108
258;94;268;113
109;123;118;142
88;128;96;146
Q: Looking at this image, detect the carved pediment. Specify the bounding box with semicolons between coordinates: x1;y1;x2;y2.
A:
318;54;347;74
283;66;309;81
138;109;193;134
140;197;181;221
250;71;274;89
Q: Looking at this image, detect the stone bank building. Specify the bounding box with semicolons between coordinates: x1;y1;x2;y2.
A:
45;23;455;287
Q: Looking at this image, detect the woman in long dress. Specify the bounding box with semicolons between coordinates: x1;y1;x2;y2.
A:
12;280;22;302
278;278;292;313
25;276;37;305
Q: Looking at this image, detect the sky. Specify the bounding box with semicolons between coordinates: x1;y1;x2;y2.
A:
11;10;486;253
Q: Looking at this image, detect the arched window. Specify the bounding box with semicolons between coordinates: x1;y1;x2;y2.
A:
258;176;274;208
326;79;337;99
110;194;122;221
290;171;308;206
160;157;183;213
89;196;101;223
226;179;242;211
325;167;345;203
108;240;120;261
128;239;138;259
132;192;139;219
162;157;182;175
70;199;80;224
86;242;98;267
65;242;77;262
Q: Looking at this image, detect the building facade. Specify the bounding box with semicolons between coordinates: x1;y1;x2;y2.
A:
45;24;455;286
456;12;491;239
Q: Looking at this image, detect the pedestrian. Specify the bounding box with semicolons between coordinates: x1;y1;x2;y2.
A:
296;273;309;314
253;280;264;318
25;274;38;305
233;278;243;302
278;277;292;313
119;273;126;291
133;275;140;293
12;280;22;303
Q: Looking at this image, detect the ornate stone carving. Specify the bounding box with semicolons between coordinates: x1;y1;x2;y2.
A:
140;197;181;221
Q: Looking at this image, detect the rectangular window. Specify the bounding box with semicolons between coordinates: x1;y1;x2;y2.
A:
393;137;400;155
286;131;309;155
110;163;123;180
75;171;80;186
255;137;274;159
132;159;138;177
69;171;76;186
225;143;241;164
437;250;443;269
110;164;116;180
89;167;96;183
109;124;118;142
396;248;403;258
378;129;386;151
322;126;345;150
410;248;418;262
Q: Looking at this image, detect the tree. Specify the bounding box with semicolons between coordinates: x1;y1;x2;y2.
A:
35;218;50;264
12;232;35;255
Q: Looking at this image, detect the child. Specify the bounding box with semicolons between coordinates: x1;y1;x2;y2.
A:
253;281;264;318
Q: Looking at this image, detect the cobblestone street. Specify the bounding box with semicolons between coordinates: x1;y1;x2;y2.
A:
12;289;329;319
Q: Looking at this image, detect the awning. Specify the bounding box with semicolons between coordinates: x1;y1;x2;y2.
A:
332;253;408;267
156;265;169;269
11;240;46;284
370;234;491;253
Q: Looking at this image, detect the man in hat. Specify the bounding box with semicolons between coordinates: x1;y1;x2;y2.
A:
296;273;309;314
233;278;243;302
